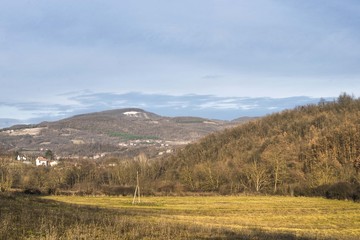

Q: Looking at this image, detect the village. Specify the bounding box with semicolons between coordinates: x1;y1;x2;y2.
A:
16;154;59;167
13;139;180;167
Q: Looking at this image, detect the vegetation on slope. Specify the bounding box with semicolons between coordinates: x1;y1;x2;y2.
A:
108;131;160;140
160;94;360;197
1;94;360;200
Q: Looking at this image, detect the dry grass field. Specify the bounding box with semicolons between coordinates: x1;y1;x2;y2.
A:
42;195;360;240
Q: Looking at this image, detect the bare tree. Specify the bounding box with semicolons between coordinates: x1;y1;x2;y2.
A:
246;161;269;192
0;157;13;192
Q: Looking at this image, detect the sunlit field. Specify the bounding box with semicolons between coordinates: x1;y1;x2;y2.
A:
42;195;360;240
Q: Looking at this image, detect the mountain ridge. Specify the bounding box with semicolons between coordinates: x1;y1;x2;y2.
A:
0;108;251;158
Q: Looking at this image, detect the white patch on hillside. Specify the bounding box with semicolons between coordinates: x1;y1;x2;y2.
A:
2;127;46;136
123;111;149;119
123;111;140;116
204;121;217;125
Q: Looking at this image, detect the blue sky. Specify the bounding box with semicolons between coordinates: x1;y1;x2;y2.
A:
0;0;360;127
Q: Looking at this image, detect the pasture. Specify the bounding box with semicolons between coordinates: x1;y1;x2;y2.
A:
1;193;359;239
44;195;360;239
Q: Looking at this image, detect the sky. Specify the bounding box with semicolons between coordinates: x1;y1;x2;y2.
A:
0;0;360;127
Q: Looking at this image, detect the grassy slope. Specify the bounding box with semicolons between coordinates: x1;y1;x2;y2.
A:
44;195;360;240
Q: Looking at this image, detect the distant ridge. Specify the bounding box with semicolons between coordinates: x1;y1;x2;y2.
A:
0;108;248;158
232;116;259;123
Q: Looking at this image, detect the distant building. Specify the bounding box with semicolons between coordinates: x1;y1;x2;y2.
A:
35;157;49;166
35;157;59;167
17;155;27;161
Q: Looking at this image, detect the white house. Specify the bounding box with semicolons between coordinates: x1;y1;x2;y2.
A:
35;157;59;167
35;157;49;166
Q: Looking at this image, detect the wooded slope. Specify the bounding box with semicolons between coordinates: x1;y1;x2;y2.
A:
160;94;360;197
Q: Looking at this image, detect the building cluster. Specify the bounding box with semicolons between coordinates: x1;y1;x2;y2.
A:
16;155;59;167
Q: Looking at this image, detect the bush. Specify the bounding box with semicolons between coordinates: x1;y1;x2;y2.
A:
325;182;354;200
47;187;59;195
293;185;327;197
101;185;135;196
351;184;360;202
294;182;360;202
23;188;42;195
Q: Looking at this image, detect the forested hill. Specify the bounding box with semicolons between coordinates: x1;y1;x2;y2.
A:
161;94;360;198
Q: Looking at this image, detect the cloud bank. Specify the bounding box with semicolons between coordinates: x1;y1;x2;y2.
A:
0;92;330;128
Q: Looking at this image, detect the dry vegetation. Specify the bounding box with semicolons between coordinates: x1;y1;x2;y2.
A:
161;94;360;197
45;195;360;239
1;193;359;239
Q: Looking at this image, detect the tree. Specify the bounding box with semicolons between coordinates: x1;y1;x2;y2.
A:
245;160;269;192
261;133;297;194
45;149;54;160
0;157;13;192
354;156;360;174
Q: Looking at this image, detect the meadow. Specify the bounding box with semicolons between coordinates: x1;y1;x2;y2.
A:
1;193;359;239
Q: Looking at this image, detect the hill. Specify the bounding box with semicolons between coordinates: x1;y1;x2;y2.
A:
1;95;359;200
0;108;242;158
158;94;360;197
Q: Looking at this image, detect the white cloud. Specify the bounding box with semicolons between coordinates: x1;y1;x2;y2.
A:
198;99;259;110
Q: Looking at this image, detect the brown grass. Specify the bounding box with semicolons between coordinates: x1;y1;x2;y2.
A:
1;193;359;239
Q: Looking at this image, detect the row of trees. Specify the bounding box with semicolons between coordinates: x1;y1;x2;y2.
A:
0;154;156;195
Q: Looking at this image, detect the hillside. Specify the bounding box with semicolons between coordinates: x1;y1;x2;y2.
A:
1;95;359;200
0;108;241;158
159;94;360;197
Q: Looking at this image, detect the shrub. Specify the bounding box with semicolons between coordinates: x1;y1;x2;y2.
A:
325;182;354;200
294;182;360;202
24;188;42;195
101;185;135;196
